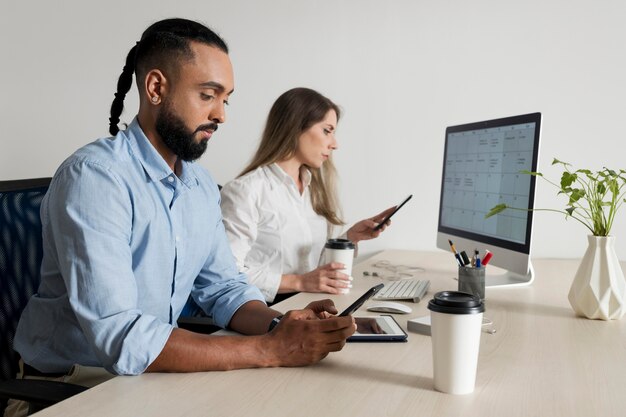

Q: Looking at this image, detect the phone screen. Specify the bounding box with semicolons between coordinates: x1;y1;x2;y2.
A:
374;194;413;231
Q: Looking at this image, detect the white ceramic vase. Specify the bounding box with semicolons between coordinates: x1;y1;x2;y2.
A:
568;235;626;320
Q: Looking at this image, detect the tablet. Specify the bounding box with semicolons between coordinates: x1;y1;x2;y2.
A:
347;315;408;342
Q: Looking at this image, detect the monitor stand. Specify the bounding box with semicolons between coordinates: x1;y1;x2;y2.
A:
485;262;535;288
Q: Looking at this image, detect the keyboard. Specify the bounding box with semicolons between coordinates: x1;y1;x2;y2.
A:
373;279;431;303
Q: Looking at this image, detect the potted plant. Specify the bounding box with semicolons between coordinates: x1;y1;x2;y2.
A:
486;158;626;320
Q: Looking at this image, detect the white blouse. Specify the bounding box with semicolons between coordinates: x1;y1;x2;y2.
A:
220;164;330;302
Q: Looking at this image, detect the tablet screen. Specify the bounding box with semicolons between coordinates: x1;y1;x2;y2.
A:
348;315;408;342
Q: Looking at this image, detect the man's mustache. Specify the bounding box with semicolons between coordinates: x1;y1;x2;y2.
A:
195;123;219;134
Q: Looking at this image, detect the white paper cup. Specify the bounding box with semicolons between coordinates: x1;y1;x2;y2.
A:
428;291;484;394
323;239;355;294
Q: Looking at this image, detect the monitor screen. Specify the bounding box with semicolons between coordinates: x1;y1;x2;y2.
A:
436;113;542;286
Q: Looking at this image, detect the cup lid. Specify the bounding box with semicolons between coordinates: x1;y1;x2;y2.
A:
325;238;355;250
427;291;485;315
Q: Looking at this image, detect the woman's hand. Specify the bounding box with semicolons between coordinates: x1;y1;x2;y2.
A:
346;206;396;243
290;263;353;294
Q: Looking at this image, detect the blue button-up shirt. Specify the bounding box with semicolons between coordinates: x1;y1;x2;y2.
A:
14;118;264;375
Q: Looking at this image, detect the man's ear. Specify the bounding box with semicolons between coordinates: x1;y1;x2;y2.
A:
144;69;167;105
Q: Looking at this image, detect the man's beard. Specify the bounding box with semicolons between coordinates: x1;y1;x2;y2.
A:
155;101;218;162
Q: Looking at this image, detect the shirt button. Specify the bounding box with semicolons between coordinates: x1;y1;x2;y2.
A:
168;176;174;183
175;236;181;242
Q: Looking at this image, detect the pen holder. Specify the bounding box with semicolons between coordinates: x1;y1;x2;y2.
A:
458;266;486;302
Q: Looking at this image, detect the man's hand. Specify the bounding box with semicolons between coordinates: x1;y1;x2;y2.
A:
304;298;339;319
265;305;355;367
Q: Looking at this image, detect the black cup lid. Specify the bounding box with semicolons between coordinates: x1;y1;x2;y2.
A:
325;238;355;250
427;291;485;315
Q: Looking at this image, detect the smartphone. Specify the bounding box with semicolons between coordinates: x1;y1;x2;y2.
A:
338;283;385;316
374;194;413;231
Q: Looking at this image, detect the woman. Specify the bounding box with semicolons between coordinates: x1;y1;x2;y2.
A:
220;88;395;303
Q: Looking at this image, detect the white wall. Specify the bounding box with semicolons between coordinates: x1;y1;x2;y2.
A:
1;0;625;261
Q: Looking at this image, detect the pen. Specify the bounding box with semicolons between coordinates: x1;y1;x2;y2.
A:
475;249;481;268
448;239;464;267
482;250;493;266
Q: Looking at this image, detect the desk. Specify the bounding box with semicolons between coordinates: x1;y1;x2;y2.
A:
34;250;626;417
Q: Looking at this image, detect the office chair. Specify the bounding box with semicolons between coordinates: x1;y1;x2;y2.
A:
0;178;87;415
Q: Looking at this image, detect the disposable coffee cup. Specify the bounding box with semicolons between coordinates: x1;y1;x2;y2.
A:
458;266;486;302
324;239;355;294
428;291;485;394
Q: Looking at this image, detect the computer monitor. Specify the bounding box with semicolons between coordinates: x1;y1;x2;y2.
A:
436;112;542;287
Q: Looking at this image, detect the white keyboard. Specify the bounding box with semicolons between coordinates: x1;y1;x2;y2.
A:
373;279;431;303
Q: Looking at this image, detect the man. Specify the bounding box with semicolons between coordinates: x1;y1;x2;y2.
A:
14;18;355;377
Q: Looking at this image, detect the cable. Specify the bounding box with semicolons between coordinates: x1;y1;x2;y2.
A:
362;260;425;281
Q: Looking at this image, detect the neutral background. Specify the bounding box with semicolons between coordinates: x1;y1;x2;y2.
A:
2;0;625;262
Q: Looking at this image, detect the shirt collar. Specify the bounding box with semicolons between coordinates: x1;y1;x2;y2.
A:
300;166;312;188
125;118;199;188
267;163;312;189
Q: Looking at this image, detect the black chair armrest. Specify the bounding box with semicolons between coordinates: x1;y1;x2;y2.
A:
177;317;221;334
0;379;87;410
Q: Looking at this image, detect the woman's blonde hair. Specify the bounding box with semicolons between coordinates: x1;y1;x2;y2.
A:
240;87;344;225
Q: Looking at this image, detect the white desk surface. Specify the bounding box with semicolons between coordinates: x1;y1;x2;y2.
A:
34;250;626;417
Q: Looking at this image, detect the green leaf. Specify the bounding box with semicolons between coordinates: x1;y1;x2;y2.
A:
485;204;508;218
597;183;606;194
560;172;577;189
583;172;596;180
552;158;569;166
565;207;576;216
569;189;585;204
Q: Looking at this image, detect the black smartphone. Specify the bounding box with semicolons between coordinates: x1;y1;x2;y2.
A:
374;194;413;231
338;283;385;316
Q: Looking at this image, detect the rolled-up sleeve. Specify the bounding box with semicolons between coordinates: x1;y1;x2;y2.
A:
48;162;172;375
189;209;266;328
